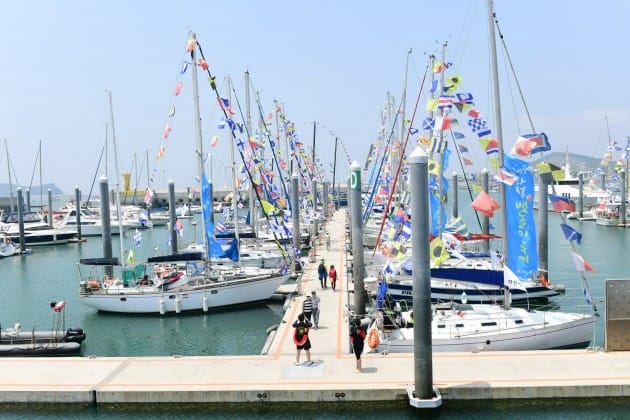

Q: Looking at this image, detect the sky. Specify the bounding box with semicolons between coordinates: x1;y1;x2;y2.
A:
1;0;630;195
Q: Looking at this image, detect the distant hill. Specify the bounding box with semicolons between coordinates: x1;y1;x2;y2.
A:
530;152;601;176
0;183;64;196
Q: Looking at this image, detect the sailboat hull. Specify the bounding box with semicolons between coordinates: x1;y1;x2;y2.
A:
370;305;596;353
80;273;290;314
386;279;559;304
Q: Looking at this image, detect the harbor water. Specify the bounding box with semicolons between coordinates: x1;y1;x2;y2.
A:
0;399;628;418
0;209;623;356
0;214;284;357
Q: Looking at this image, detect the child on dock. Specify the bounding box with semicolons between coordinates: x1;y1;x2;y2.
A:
329;265;337;291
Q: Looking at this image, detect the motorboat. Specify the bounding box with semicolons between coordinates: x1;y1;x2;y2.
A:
0;211;77;246
0;234;17;257
53;204;131;236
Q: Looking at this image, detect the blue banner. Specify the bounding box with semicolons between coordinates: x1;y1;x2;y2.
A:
504;155;538;280
201;171;215;258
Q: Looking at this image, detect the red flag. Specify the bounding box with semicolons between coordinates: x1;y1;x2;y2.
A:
463;157;474;166
174;81;183;96
470;191;500;217
162;125;172;139
197;59;209;71
185;38;195;52
549;194;576;213
572;252;594;272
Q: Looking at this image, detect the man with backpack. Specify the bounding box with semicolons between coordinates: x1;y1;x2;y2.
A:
317;259;328;288
292;313;313;366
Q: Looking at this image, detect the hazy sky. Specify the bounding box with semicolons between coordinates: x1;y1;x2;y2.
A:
1;0;629;195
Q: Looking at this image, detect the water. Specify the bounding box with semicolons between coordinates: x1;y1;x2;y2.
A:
0;210;621;354
0;399;629;418
0;215;284;357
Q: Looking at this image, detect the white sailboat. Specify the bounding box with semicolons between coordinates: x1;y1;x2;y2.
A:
367;302;595;353
78;33;289;314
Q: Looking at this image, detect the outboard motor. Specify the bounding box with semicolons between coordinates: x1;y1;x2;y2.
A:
394;301;403;327
65;328;86;343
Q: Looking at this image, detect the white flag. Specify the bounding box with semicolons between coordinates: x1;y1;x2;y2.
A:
503;265;527;292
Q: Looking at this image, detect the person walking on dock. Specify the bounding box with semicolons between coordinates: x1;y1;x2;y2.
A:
302;295;313;322
311;290;321;329
328;264;337;291
318;259;328;288
350;318;366;373
292;313;313;366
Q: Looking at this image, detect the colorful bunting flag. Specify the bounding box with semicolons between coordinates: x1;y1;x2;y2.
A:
536;162;565;183
429;237;450;267
470;191;501;217
548;194;576;213
560;223;582;244
571;251;593;272
174;81;183;96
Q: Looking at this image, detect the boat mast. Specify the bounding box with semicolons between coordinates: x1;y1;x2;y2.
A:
397;49;412;205
189;32;208;254
486;0;507;254
38;140;43;210
105;90;126;260
245;71;257;235
4;139;15;213
226;75;241;254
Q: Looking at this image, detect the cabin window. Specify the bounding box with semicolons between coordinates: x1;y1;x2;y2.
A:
481;322;497;327
437;324;445;329
455;323;464;328
514;319;523;324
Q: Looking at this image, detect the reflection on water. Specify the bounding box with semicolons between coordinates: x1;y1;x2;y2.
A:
0;398;629;419
80;303;283;357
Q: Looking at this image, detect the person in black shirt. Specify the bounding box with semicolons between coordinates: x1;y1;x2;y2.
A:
292;313;313;366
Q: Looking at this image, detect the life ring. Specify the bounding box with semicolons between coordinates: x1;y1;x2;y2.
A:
293;327;309;346
367;327;380;349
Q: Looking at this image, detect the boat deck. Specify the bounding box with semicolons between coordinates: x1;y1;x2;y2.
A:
0;209;629;404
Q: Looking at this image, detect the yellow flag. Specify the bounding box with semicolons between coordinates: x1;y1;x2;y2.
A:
425;98;438;112
429;237;450;268
260;200;279;215
127;249;136;265
428;159;441;176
